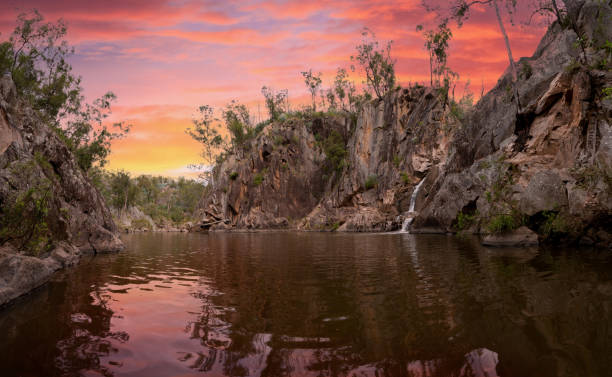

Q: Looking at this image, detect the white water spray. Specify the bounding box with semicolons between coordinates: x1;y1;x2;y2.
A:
400;178;426;232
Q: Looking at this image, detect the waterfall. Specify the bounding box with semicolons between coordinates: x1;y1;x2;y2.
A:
401;217;414;232
408;178;426;212
400;178;425;233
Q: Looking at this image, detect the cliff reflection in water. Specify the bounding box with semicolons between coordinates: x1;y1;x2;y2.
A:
0;232;610;377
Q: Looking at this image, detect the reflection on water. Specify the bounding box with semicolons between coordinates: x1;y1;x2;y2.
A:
0;233;611;377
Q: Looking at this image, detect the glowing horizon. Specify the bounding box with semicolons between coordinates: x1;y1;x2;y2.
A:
0;0;547;178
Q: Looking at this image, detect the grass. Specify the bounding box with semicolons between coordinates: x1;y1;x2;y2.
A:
486;213;522;234
365;175;378;190
455;211;477;231
253;173;264;186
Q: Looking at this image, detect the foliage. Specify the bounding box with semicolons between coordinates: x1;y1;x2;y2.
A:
393;155;401;167
261;86;288;121
417;22;453;88
66;92;131;171
520;61;533;80
0;160;53;255
538;211;570;238
0;11;130;172
253;172;264;186
229;171;239;180
301;69;322;111
351;28;396;100
186;105;224;180
486;213;519;234
94;171;204;224
108;170;138;210
401;172;410;184
455;211;476;231
333;68;358;112
131;218;152;230
423;0;521;108
223;100;254;152
365;175;378;190
570;163;612;192
322;130;347;173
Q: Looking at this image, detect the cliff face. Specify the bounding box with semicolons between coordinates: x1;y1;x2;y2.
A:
198;1;611;247
415;1;612;247
0;75;123;306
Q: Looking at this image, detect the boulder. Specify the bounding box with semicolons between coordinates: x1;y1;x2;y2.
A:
519;171;568;216
482;227;539;247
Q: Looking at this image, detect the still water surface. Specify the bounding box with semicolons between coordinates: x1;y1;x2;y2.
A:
0;232;611;377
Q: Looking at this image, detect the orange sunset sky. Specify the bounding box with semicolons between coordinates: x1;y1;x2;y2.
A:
0;0;548;178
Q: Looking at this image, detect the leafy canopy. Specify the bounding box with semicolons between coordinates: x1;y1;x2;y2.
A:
0;10;130;171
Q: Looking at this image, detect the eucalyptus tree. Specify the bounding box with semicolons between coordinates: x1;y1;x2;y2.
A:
422;0;522;109
351;28;396;101
301;69;322;111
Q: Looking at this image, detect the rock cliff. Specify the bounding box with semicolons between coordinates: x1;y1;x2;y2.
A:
198;0;611;248
0;75;123;306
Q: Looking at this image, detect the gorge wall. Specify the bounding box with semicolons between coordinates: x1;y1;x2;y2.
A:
0;74;123;306
198;0;611;248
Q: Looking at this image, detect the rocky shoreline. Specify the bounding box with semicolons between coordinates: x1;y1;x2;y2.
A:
0;74;123;306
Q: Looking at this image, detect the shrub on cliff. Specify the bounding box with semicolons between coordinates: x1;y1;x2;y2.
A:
322;130;347;173
0;159;54;256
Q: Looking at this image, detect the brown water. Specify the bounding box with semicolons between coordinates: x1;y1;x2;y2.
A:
0;232;611;377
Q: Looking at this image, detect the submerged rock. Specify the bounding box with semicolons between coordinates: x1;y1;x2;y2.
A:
482;227;539;247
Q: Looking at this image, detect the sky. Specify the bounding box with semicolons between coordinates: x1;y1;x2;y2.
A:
0;0;548;178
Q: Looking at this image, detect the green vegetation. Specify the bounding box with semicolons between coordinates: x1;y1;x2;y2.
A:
570;164;612;192
261;86;288;121
486;213;519;234
351;28;396;100
253;173;264;186
426;0;520;105
186;105;224;180
401;172;410;184
322;130;347;173
417;22;454;95
0;159;53;256
539;211;571;238
365;175;378;190
93;170;204;224
520;61;533;80
0;11;130;172
229;171;239;180
224;100;255;152
301;69;322;111
455;211;476;231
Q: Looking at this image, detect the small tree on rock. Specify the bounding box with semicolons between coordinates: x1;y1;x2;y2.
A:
351;28;396;101
261;86;288;121
301;69;322;111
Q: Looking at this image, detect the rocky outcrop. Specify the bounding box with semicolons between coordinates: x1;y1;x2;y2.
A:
197;1;611;248
415;1;612;247
0;74;123;306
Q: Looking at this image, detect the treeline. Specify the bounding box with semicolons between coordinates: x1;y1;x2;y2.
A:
91;170;204;224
